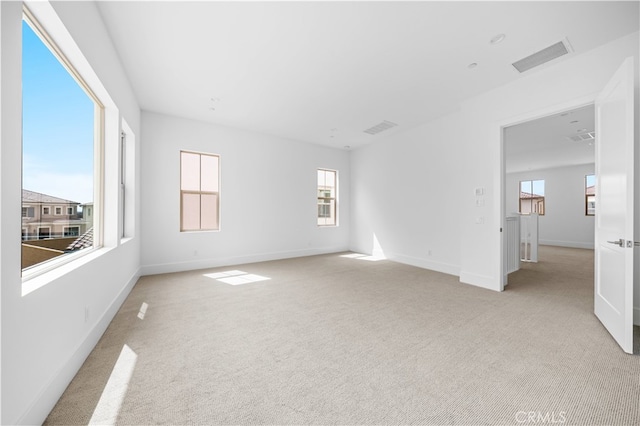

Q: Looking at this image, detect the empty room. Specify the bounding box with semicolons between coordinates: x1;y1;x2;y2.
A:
1;1;640;425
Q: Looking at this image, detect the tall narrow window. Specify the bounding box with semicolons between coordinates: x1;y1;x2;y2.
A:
120;120;136;239
120;131;126;238
585;174;595;216
519;180;545;215
180;151;220;231
317;169;337;226
22;10;103;272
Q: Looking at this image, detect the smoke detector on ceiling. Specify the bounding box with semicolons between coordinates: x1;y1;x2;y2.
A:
512;38;573;73
364;120;398;135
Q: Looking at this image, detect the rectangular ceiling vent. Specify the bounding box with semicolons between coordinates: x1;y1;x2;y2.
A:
567;131;595;142
512;40;571;73
364;120;398;135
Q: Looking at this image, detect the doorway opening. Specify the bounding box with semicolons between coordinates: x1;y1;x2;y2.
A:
504;103;596;278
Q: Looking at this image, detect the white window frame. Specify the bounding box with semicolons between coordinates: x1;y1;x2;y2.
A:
66;206;74;215
180;150;220;232
42;206;50;215
519;179;545;216
317;168;338;227
21;6;106;282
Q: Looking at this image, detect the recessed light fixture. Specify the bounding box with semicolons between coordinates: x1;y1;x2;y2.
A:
344;145;351;149
490;34;506;45
468;62;478;69
210;97;220;102
560;112;569;117
570;120;579;124
577;128;588;133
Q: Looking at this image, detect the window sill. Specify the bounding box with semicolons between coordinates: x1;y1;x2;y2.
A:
22;246;112;296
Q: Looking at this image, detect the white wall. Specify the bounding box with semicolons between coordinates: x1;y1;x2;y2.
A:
140;112;350;275
350;31;639;313
458;31;639;290
506;164;595;249
0;2;141;424
350;112;462;275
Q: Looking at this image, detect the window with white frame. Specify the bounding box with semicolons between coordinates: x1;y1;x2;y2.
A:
317;169;337;226
519;180;545;215
585;174;595;216
119;123;136;240
180;151;220;231
21;9;103;272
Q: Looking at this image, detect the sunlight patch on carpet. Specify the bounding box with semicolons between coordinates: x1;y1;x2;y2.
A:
88;344;138;425
204;270;271;285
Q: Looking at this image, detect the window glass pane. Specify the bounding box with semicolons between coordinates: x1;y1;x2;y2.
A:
317;169;337;226
181;193;201;231
586;174;596;215
180;152;200;191
200;193;219;230
317;169;326;188
200;154;219;192
532;180;545;196
22;16;97;271
325;170;335;187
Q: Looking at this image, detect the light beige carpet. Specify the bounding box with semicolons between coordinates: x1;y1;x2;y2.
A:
45;246;640;425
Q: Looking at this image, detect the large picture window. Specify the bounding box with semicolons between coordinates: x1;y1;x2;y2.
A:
317;169;337;226
180;151;220;231
21;10;102;272
519;180;545;215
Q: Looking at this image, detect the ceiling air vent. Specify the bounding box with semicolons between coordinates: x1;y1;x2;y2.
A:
567;131;595;142
512;40;571;73
364;120;398;135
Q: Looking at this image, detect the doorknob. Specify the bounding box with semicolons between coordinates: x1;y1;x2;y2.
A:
607;239;624;247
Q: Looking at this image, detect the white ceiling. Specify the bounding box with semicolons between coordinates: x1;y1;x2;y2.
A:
505;104;595;174
96;1;639;150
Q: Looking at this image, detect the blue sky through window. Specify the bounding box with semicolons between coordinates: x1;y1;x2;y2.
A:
22;19;94;204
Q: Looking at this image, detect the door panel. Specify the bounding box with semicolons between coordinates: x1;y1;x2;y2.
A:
594;57;635;354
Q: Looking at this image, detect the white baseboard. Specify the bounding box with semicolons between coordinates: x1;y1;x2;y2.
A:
539;240;595;249
140;246;349;276
18;269;141;426
386;252;460;277
459;271;502;292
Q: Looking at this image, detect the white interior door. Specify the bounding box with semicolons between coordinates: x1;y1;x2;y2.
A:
594;57;635;354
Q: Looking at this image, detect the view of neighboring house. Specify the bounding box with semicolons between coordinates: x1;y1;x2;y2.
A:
21;189;94;269
586;185;595;215
519;191;545;215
